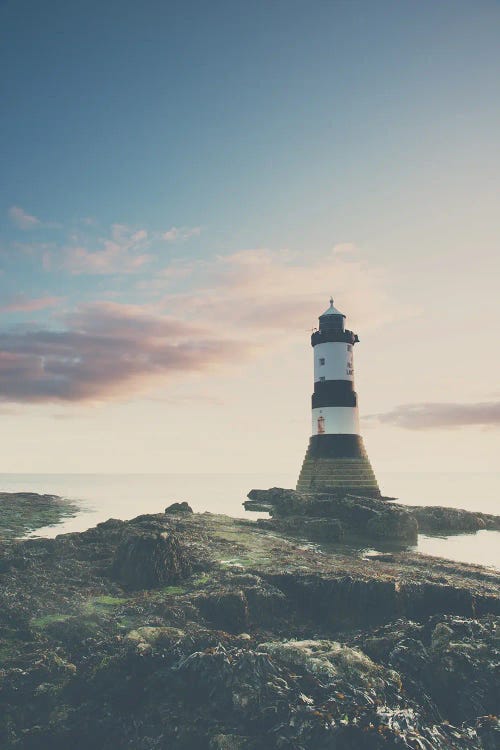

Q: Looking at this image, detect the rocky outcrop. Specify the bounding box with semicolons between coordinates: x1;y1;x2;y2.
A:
0;492;77;541
259;515;344;541
351;614;500;726
111;530;193;589
401;504;500;534
245;487;500;542
165;501;194;514
246;487;418;543
0;508;498;749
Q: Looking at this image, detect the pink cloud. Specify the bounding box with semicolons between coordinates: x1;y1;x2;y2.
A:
365;402;500;430
161;226;202;242
0;302;251;404
0;296;62;314
59;224;152;275
157;246;401;335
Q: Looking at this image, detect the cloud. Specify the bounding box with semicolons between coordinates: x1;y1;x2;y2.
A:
0;296;62;314
8;206;42;230
161;226;202;242
0;302;250;404
8;206;60;231
0;240;400;406
56;224;152;275
365;402;500;430
157;245;401;336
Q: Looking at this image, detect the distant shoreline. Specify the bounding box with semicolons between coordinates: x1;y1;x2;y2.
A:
0;492;79;542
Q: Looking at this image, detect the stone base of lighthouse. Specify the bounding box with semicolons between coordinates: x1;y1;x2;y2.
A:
296;435;380;496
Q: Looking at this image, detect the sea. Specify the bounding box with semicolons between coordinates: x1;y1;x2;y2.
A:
1;472;499;569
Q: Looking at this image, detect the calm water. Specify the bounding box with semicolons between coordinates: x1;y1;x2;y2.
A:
1;472;499;569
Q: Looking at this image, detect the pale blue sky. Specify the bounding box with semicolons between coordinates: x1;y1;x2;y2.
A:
0;1;499;474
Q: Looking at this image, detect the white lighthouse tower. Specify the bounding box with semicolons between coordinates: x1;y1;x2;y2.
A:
296;297;380;496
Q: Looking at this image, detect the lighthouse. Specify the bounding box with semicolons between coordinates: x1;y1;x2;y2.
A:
296;298;380;496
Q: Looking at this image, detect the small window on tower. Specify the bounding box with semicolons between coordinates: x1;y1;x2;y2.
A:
347;345;352;352
319;358;325;365
319;376;326;382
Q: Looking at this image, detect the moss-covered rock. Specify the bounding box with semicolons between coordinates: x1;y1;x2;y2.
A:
111;530;192;589
0;492;77;541
0;506;498;749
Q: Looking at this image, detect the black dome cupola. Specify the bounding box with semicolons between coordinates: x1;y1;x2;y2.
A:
318;297;346;333
311;297;359;347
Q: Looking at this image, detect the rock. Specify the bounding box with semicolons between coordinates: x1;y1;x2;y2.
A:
0;492;78;541
246;487;418;543
426;616;500;723
165;501;193;514
246;487;500;543
352;614;500;727
111;530;192;589
241;578;288;626
258;515;344;541
402;504;500;533
258;638;402;699
246;487;312;515
198;590;249;633
475;716;500;750
0;504;498;749
366;507;418;542
96;518;125;530
126;626;185;647
210;734;249;749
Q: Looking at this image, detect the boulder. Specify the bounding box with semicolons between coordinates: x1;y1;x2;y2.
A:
245;487;312;516
366;507;418;542
111;531;192;589
246;488;418;543
403;504;500;533
258;515;344;541
165;501;193;514
198;590;249;633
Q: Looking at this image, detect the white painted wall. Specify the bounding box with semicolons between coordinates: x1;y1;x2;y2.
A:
311;406;360;435
314;342;354;382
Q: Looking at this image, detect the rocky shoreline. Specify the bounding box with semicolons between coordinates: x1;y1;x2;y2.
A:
0;490;499;749
0;492;78;542
245;487;500;543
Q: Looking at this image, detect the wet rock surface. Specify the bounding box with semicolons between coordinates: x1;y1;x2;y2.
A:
402;503;500;534
165;501;194;514
0;507;498;749
245;486;500;542
0;492;78;541
246;487;419;543
112;530;193;589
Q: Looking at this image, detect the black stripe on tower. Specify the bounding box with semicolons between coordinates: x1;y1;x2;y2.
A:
312;380;357;408
306;434;367;459
311;329;358;346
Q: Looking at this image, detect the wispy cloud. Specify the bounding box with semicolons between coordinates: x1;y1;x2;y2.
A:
56;224;152;275
8;206;60;231
4;216;202;273
0;235;400;405
8;206;41;230
0;302;251;404
365;402;500;430
156;246;402;335
161;226;202;242
0;296;62;314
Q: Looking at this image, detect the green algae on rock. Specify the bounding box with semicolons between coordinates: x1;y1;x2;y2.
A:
0;508;499;749
245;486;500;543
0;492;78;541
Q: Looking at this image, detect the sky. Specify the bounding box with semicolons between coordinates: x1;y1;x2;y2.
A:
0;0;499;477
